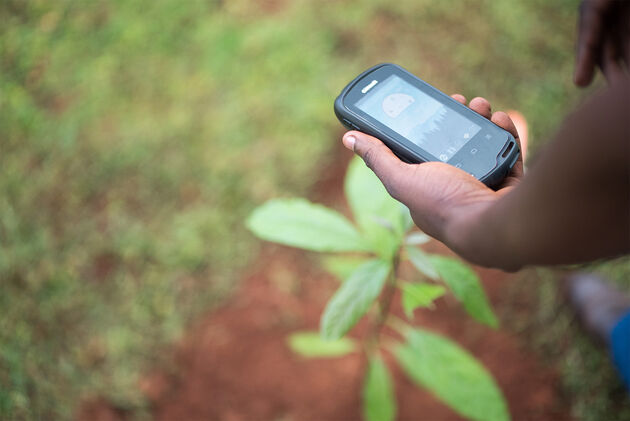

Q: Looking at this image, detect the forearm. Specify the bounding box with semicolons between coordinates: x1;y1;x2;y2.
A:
450;84;630;270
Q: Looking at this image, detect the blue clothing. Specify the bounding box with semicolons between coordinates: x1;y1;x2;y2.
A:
611;310;630;391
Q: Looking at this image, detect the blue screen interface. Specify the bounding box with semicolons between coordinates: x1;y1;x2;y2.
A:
355;75;480;162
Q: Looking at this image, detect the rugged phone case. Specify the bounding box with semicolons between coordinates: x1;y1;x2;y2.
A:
334;63;520;187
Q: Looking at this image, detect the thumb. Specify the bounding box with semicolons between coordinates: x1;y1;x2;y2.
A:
342;131;411;202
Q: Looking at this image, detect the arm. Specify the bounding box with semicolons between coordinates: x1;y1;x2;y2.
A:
450;84;630;270
342;83;629;271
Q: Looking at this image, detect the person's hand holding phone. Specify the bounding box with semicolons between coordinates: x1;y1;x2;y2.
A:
341;95;524;269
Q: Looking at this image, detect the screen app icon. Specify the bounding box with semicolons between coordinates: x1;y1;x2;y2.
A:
382;93;414;118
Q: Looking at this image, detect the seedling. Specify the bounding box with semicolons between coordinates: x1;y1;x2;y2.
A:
247;156;509;421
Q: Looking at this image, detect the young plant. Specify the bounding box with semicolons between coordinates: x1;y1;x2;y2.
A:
246;156;509;421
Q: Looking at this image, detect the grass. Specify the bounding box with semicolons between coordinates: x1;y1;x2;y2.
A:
1;1;340;417
1;0;626;419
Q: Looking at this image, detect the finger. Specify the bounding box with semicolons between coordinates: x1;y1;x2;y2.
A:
468;97;492;119
451;94;467;104
342;131;412;202
506;110;528;164
490;111;518;140
574;0;606;86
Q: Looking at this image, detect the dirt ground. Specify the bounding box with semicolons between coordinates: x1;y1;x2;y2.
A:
78;143;571;421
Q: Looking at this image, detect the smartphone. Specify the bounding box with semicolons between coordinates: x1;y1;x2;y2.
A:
334;63;520;187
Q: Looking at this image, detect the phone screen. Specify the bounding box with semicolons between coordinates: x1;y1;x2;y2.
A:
355;75;481;162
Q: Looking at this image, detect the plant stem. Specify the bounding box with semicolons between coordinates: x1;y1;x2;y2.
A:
386;314;410;335
364;251;400;355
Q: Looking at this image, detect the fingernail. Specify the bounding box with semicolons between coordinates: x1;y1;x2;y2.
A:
342;135;356;151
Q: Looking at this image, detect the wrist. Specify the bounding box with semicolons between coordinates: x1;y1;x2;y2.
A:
444;203;489;264
444;201;523;271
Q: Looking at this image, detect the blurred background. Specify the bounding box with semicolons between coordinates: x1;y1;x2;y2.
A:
1;0;629;420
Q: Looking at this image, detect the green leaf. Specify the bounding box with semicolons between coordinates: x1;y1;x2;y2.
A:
320;259;391;340
405;231;430;246
395;328;509;421
406;246;439;280
428;255;498;328
320;255;368;281
344;156;404;258
400;282;446;318
287;331;356;358
363;355;396;421
246;198;370;252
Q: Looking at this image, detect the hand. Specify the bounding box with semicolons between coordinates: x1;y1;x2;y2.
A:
574;0;630;87
341;95;524;266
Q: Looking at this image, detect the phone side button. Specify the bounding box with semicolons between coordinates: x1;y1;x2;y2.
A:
342;119;360;130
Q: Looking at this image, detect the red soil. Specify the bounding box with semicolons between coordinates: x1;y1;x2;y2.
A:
142;246;569;421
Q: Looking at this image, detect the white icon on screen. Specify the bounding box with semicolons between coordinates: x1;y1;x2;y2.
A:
382;93;415;118
463;133;470;139
439;154;448;162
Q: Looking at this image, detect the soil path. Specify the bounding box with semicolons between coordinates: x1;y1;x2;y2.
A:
80;142;571;420
149;247;569;421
